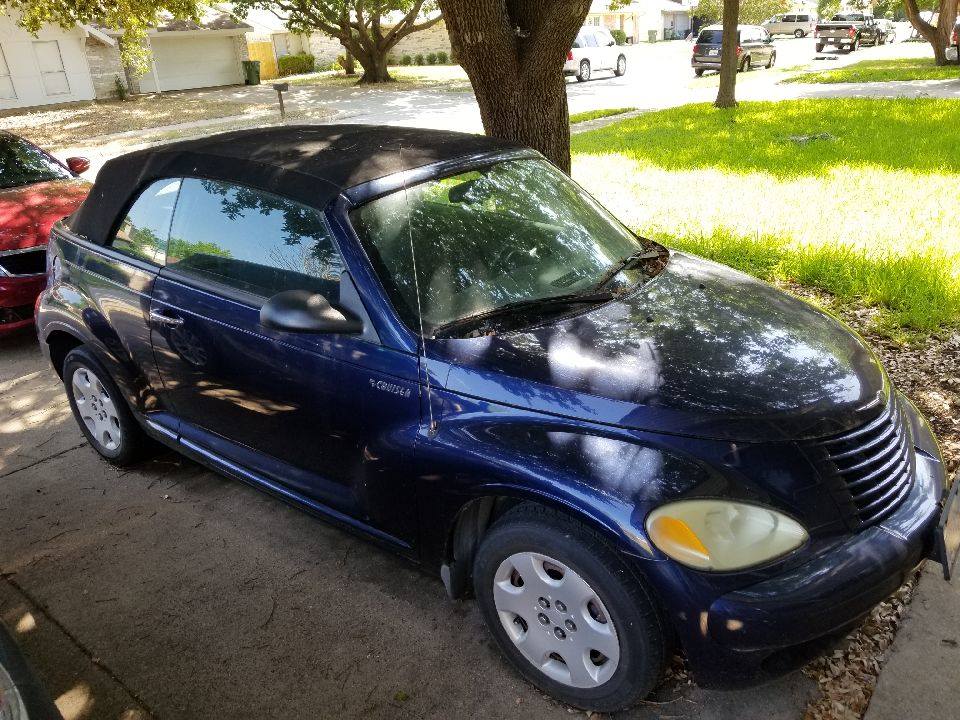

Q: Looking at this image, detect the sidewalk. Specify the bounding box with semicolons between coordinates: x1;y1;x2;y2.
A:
865;563;960;720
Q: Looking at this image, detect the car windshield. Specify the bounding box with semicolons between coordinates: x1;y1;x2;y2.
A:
351;157;658;336
0;135;71;190
698;29;725;43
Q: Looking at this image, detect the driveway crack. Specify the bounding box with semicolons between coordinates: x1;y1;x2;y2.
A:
0;442;88;480
1;571;156;718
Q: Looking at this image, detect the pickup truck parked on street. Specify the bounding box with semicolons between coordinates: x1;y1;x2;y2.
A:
814;13;882;52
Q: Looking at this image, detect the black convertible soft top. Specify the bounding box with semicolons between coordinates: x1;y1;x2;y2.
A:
69;124;521;246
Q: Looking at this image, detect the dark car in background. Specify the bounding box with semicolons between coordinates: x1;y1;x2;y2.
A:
815;13;883;52
692;24;777;76
36;126;955;712
0;131;89;335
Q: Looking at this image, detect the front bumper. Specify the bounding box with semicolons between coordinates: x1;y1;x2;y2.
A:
661;420;945;688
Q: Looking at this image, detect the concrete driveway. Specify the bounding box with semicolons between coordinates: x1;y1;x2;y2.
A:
0;329;817;719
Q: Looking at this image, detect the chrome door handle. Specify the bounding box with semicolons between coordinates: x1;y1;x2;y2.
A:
149;309;184;327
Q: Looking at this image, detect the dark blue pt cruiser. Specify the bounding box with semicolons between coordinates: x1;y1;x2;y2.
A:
36;126;957;711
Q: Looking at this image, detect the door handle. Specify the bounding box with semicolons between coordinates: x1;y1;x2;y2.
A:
149;309;184;327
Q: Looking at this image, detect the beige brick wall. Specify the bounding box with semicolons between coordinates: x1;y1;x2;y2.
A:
84;37;125;100
307;33;342;66
391;21;452;60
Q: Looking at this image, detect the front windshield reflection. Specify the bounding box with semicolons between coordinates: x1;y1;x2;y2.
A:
351;158;654;334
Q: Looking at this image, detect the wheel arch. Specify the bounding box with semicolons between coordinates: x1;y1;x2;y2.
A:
45;328;85;379
439;488;632;600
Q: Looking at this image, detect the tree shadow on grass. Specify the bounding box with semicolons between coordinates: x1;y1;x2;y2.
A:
571;98;960;178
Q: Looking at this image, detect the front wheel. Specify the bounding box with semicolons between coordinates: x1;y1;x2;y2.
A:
614;54;626;76
577;59;591;82
473;505;669;712
766;51;777;69
794;29;805;38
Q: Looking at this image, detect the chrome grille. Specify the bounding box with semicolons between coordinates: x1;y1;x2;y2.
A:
816;397;914;529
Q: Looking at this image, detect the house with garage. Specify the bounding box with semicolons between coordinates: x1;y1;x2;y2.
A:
0;7;251;111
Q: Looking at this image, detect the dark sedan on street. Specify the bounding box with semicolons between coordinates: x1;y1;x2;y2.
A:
35;126;956;711
0;131;89;334
692;24;777;75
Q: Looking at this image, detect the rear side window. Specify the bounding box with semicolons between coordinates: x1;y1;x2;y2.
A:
165;178;344;300
797;14;809;21
111;178;180;264
584;32;599;47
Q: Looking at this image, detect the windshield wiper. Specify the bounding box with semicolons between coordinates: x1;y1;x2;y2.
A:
433;291;614;338
593;249;663;291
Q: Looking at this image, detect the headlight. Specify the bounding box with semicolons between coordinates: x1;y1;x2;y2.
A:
646;500;808;571
0;661;28;720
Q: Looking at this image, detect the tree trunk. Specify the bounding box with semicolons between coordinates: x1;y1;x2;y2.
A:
714;0;740;108
438;0;592;174
905;0;958;65
354;48;392;83
342;50;356;76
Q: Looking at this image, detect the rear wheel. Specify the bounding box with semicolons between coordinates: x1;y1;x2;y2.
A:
766;50;776;68
694;68;705;77
63;346;153;466
577;59;591;82
614;54;626;77
849;37;860;52
739;55;751;72
473;505;669;712
816;42;825;52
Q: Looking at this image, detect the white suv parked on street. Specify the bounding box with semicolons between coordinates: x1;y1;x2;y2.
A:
564;26;627;81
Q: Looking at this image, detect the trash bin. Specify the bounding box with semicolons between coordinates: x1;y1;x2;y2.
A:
242;60;261;86
648;30;658;43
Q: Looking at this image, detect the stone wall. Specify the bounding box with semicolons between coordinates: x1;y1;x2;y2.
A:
390;21;452;60
307;33;342;66
84;37;125;100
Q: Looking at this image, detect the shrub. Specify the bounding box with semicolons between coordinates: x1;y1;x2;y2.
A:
611;29;627;45
436;50;449;64
114;75;128;101
387;55;398;66
278;53;315;77
414;53;425;65
426;52;437;65
401;54;412;65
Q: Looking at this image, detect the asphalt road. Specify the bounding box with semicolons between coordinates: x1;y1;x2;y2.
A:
0;328;818;719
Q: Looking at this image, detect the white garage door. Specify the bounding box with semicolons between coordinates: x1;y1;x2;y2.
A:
141;35;242;92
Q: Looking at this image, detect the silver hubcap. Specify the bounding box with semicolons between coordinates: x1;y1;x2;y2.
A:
72;366;121;451
493;552;620;688
581;62;589;80
618;57;625;73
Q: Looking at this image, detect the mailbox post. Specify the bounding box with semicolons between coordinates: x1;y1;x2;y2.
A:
272;82;289;120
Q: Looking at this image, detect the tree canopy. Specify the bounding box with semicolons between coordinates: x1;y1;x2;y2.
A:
232;1;441;83
694;0;790;25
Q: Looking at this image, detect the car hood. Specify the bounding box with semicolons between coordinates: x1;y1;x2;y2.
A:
0;178;90;252
434;252;888;443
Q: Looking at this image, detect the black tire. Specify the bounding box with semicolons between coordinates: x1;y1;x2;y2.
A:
694;68;705;77
614;54;626;76
577;59;591;82
473;504;670;712
816;43;825;52
766;51;776;69
794;29;805;38
850;37;860;52
739;55;750;72
63;346;154;466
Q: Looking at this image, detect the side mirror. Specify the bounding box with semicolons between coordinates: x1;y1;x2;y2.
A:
66;156;90;174
260;289;363;334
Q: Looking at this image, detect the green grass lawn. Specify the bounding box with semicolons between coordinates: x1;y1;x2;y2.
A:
785;58;960;84
569;108;635;124
571;98;960;335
